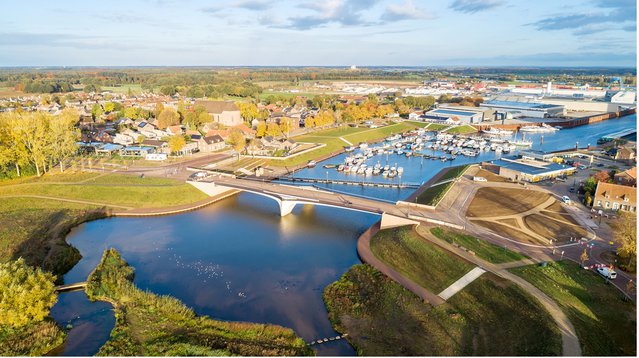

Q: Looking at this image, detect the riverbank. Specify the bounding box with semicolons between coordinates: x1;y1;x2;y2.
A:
85;248;313;356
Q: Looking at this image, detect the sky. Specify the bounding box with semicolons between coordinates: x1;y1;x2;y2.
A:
0;0;636;67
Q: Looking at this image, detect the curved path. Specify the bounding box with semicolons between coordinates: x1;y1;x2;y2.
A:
358;222;581;356
356;221;445;306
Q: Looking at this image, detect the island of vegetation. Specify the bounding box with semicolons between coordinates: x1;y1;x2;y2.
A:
85;248;312;356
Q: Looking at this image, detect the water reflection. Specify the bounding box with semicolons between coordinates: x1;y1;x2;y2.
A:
55;193;377;356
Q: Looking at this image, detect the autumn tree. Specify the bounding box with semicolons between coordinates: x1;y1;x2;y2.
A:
614;212;636;272
256;121;267;137
265;122;282;137
168;135;186;155
0;258;57;327
237;102;259;123
580;249;589;266
227;130;245;160
157;109;180;129
593;170;611;183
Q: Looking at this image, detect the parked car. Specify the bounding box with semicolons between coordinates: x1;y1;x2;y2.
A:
569;187;575;193
473;176;488;182
596;267;617;279
189;171;208;181
596;163;605;167
562;196;571;204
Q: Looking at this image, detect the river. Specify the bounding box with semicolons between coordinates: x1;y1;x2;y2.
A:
50;114;635;356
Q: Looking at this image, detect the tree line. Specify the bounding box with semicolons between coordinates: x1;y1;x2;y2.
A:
0;109;80;178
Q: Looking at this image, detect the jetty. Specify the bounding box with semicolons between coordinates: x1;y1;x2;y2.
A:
278;176;421;189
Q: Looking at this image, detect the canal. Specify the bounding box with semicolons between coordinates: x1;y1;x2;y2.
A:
50;114;635;356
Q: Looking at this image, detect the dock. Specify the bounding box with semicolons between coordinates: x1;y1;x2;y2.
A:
600;128;636;141
278;176;421;189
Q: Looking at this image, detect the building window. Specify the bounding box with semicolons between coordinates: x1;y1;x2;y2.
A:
605;201;610;208
613;202;619;210
597;200;602;207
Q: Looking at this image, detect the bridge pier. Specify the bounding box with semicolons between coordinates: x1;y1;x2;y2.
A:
279;200;297;216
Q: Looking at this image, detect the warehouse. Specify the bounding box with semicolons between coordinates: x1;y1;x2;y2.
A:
482;157;576;182
423;106;485;124
480;100;565;118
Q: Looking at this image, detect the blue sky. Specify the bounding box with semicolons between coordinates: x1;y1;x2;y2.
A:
0;0;636;67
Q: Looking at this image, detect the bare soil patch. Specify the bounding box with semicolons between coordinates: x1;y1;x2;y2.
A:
467;187;550;217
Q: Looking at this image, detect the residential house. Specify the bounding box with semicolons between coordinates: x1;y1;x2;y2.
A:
195;100;243;127
614;147;636;163
113;133;135;146
593;181;636;212
166;125;183;136
197;135;226;152
614;167;637;187
247;136;298;156
141;139;169;153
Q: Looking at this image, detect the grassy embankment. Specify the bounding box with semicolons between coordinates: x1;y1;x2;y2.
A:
444;124;478;134
268;122;420;167
415;164;468;206
324;226;561;356
86;248;312;356
428;226;527;264
0;171;209;278
511;261;636;356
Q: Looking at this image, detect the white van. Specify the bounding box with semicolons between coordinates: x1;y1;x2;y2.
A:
562;196;571;204
596;267;617;279
473;176;487;182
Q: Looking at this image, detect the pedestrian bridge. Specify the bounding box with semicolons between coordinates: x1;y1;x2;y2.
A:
189;177;423;229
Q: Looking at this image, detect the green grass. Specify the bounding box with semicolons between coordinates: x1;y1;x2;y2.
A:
0;320;65;356
415;165;468;206
341;122;417;144
370;226;474;292
427;227;527;264
324;264;561;356
445;124;478;134
101;84;143;94
87;248;312;356
0;172;207;208
0;197;105;276
258;90;318;100
510;261;636;356
426;123;449;131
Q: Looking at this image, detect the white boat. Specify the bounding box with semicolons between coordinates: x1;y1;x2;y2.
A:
520;123;560;133
307;160;317;168
483;127;513;136
365;168;373;176
397;167;404;175
373;168;381;175
337;164;344;171
359;143;369;149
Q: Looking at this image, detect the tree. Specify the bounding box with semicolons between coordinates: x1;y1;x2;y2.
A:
91;103;103;120
49;109;80;172
0;258;57;327
582;176;597;196
614;212;636;272
168;135;186;155
265;122;282;137
580;249;589;266
227;130;245;160
123;107;139;119
593;170;610;183
256;121;267;137
279;118;292;137
157;109;179;129
237;102;259;123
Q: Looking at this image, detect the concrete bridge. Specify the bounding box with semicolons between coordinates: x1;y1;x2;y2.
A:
189;176;460;230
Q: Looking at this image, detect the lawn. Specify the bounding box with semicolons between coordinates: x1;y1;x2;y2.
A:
101;84;143;94
258;90;318;100
0;197;105;276
324;264;561;356
370;226;474;293
426;226;527;264
87;248;312;356
0;172;208;208
426;123;449;131
467;187;550;217
510;261;636;356
445;124;478;134
341;122;418;144
415;165;468;206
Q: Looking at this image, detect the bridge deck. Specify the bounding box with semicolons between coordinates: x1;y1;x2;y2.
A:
54;281;88;292
278;176;421;189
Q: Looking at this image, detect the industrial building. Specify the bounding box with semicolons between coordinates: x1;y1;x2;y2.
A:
422;105;486;124
480;100;565;118
482;156;576;182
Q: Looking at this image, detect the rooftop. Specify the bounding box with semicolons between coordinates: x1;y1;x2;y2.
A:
483;100;560;110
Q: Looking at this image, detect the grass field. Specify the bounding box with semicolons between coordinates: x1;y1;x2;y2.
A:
426;226;527;264
415;165;468;206
467;187;550;217
87;248;312;356
445;124;478;134
258;90;318;100
0;320;65;356
370;226;474;292
268;122;419;167
510;261;636;356
0;172;207;208
101;84;143;94
426;123;449;131
324;264;561;356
